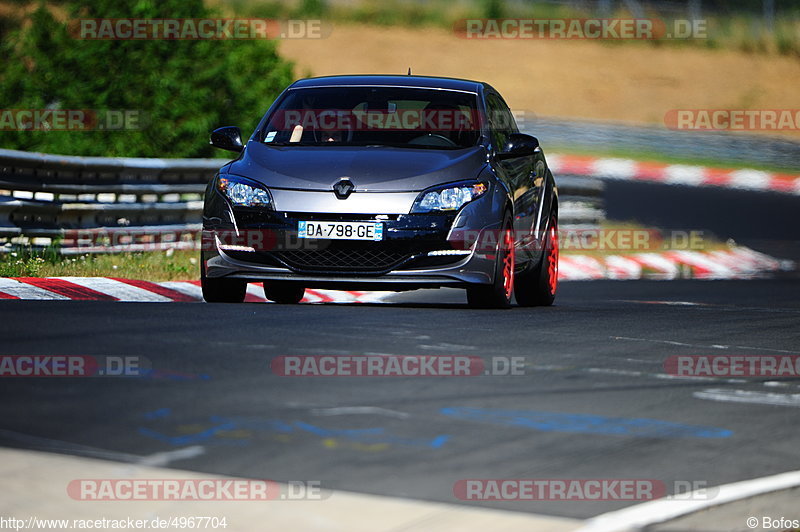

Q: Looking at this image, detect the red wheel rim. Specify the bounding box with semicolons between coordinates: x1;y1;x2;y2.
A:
547;223;559;296
502;228;515;300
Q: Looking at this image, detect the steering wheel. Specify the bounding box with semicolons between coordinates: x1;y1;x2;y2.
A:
408;133;458;148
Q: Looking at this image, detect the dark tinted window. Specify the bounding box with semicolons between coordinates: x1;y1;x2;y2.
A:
485;93;518;151
261;87;481;149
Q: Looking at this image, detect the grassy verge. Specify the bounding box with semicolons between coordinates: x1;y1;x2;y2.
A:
548;145;800;175
0;249;198;280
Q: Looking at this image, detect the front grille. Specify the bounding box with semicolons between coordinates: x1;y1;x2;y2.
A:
274;248;410;273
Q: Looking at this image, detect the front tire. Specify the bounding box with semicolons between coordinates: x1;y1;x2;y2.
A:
466;216;514;309
263;282;305;304
514;216;558;307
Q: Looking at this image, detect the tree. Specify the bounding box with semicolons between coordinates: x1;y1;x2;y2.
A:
0;0;294;157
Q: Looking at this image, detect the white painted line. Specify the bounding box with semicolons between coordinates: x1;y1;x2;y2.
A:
586;368;644;377
694;389;800;407
576;469;800;532
652;373;718;382
54;277;172;302
418;342;476;351
763;381;790;388
137;445;205;467
611;335;800;355
624;300;704;306
0;278;70;300
310;407;411;419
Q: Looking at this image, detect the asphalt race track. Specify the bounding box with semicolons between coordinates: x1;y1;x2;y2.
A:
1;278;799;519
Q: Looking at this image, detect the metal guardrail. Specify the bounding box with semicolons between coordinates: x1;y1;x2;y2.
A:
0;148;222;253
0;148;605;253
555;175;606;228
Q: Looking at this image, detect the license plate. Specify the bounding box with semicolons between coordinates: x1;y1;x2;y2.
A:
298;221;384;241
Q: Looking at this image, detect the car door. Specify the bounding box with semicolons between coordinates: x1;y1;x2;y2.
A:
486;92;541;264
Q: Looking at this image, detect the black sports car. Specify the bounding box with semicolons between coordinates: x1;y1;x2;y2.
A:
202;75;558;308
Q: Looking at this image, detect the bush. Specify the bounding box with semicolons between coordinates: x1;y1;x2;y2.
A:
0;0;294;157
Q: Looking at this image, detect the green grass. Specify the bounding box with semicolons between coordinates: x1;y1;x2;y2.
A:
548;144;800;175
0;249;199;280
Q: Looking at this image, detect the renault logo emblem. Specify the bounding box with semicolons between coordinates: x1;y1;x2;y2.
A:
333;178;355;199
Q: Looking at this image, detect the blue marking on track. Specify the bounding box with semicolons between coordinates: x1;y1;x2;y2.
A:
137;411;451;449
137;422;239;446
143;408;171;420
440;407;732;438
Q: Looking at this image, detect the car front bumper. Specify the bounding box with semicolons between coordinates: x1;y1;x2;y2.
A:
201;209;500;290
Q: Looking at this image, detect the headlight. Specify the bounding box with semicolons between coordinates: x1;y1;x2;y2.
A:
216;176;272;207
411;182;488;213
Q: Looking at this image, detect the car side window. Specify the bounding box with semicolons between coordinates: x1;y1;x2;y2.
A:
486;93;517;152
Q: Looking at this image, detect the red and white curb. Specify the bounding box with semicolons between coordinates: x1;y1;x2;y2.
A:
559;246;793;280
0;277;394;303
549;153;800;195
0;247;790;301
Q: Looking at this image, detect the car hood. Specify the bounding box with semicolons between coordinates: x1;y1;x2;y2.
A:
225;142;487;192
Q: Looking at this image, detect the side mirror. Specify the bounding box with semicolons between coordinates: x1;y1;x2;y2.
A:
497;133;539;160
210;126;244;153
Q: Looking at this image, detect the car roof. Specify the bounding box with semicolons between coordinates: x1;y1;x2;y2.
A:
289;75;489;93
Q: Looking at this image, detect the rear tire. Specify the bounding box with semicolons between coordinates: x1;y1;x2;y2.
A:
201;276;247;303
263;282;305;304
514;216;558;307
466;216;514;309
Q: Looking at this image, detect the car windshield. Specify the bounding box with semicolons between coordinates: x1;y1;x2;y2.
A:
260;86;482;149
